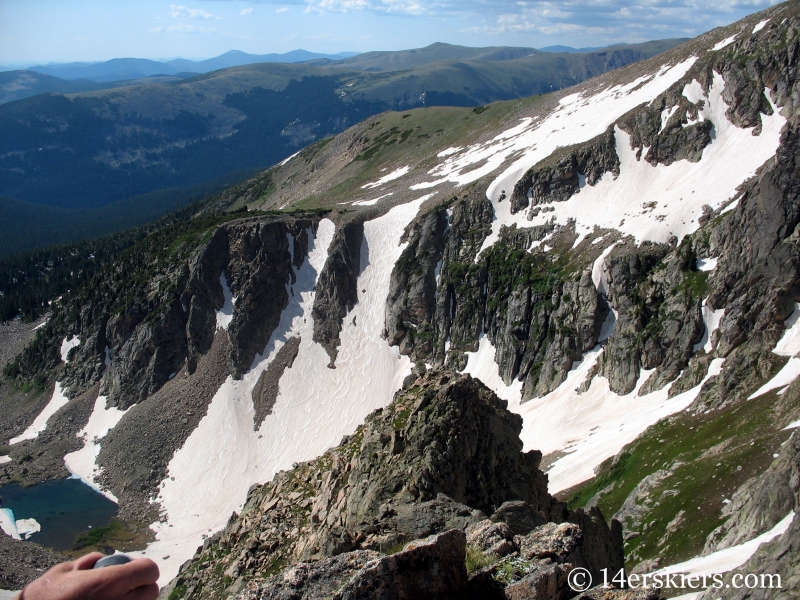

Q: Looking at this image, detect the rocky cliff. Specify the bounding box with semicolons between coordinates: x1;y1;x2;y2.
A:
168;369;623;600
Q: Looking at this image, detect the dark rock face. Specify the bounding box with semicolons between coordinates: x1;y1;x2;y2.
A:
509;127;620;215
596;241;706;395
696;122;800;408
431;189;494;360
313;219;363;365
385;209;448;358
60;217;314;409
226;221;308;379
252;336;301;429
172;369;623;600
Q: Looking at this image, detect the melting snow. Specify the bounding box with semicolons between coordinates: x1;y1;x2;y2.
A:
9;382;70;445
656;511;795;577
464;337;725;494
134;199;425;585
278;151;301;167
413;59;696;201
64;395;129;503
353;193;393;206
592;243;618;295
438;147;463;158
753;19;770;34
463;336;524;403
749;359;800;399
215;274;236;331
696;257;718;272
60;336;81;363
749;303;800;398
712;35;738;51
0;456;10;464
774;303;800;356
486;77;783;257
693;298;725;354
0;509;40;541
784;420;800;430
361;166;410;189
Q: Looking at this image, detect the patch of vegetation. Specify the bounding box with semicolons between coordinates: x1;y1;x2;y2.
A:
392;406;412;431
567;387;799;568
73;519;131;551
168;584;187;600
465;545;496;574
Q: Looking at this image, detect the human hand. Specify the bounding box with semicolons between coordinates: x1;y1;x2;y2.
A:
17;553;159;600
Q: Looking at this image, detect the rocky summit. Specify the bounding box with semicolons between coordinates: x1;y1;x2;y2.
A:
1;2;800;600
167;370;623;600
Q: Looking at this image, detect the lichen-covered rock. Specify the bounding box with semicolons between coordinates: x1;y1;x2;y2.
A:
466;520;517;558
337;530;468;600
236;551;382;600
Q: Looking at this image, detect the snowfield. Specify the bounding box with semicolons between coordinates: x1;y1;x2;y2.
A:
132;199;426;584
215;274;236;331
464;337;726;494
9;382;70;445
479;74;784;257
657;511;795;578
64;395;129;502
361;166;410;189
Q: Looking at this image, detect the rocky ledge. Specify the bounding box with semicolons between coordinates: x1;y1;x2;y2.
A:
167;369;625;600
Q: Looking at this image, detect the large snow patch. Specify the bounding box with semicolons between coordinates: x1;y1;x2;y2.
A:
9;382;70;445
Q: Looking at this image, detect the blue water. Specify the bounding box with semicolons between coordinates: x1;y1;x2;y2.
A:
0;477;118;551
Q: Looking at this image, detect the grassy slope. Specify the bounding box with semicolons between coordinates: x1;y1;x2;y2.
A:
567;382;800;569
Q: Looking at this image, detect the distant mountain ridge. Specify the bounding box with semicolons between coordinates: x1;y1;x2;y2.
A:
25;50;360;82
0;38;686;255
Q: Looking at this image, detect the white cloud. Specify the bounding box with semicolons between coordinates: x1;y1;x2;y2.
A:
150;23;216;33
169;4;221;20
295;0;777;40
276;7;289;13
241;7;256;15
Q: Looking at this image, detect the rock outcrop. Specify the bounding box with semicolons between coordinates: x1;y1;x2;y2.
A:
170;369;622;599
312;219;363;365
56;217;316;409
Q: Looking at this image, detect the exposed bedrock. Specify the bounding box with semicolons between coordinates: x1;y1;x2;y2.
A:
171;368;623;599
312;218;364;365
60;217;314;409
509;126;620;215
703;430;800;555
385;208;448;360
695;123;800;408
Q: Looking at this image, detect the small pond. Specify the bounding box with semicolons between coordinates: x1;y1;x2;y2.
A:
0;477;118;551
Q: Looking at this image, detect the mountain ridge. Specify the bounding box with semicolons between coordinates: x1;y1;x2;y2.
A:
1;3;799;598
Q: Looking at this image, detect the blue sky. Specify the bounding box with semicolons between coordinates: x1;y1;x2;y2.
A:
0;0;783;65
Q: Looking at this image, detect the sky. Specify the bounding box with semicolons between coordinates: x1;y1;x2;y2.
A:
0;0;784;65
